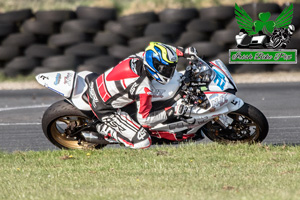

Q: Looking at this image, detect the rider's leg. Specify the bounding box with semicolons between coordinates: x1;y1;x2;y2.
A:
97;110;152;149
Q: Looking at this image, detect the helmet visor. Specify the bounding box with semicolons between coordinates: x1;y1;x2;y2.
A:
157;64;176;78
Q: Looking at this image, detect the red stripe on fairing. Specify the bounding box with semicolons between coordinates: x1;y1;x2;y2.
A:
96;74;111;102
210;61;228;77
204;92;227;94
150;131;195;141
139;88;152;119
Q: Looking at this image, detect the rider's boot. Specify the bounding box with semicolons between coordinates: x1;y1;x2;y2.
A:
96;124;118;143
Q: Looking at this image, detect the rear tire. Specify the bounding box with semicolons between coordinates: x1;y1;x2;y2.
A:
203;103;269;143
42;100;106;150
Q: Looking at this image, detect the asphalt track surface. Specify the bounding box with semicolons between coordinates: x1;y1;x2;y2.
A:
0;82;299;152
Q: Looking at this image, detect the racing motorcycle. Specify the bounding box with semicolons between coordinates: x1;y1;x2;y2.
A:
36;55;269;149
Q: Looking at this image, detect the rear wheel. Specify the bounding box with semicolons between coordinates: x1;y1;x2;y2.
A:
202;103;269;143
42;100;106;149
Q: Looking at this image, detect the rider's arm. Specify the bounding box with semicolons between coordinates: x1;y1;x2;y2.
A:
135;87;168;127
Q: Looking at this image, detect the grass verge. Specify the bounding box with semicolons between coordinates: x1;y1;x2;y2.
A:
1;143;300;200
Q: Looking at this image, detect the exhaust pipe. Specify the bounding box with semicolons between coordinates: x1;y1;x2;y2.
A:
81;131;110;144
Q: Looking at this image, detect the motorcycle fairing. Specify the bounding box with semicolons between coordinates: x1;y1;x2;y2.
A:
71;71;93;111
150;70;182;102
210;59;238;91
36;71;76;98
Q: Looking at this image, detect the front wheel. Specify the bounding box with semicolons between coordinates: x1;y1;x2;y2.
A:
202;103;269;143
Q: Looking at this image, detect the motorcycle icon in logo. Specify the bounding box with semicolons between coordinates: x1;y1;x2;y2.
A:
234;3;295;49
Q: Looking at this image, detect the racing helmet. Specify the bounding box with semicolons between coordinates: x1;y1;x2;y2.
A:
144;42;178;84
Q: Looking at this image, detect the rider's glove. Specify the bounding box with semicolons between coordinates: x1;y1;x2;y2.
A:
184;47;198;58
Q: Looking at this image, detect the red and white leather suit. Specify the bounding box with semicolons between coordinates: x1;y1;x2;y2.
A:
87;50;184;149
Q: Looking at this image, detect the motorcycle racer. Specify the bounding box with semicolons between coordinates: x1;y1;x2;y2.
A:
86;42;198;149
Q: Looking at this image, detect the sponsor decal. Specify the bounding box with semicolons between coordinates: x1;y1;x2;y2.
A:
229;3;297;64
137;128;147;140
64;73;73;86
210;93;229;110
168;116;209;130
213;69;226;90
151;88;166;98
89;82;99;108
39;75;49;80
54;73;61;85
130;82;139;95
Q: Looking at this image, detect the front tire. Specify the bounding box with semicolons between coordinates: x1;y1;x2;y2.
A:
42;100;105;149
203;103;269;143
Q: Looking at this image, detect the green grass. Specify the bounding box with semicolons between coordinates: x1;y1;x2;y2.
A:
1;143;300;200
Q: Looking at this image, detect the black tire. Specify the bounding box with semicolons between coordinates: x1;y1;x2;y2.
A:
21;19;56;35
42;100;106;149
283;3;300;18
61;19;102;34
225;18;240;31
203;102;269;143
108;45;136;60
65;42;107;58
144;22;184;36
118;12;158;27
175;31;209;47
186;19;222;33
2;33;36;47
234;64;273;73
242;3;281;15
93;31;127;46
210;51;230;65
84;55;119;68
211;30;237;45
77;64;111;74
159;8;199;23
128;35;173;52
31;66;55;75
0;46;20;61
286;38;300;49
35;10;76;23
104;21;144;39
199;6;234;21
76;6;117;21
0;22;16;37
0;9;33;23
4;56;39;76
190;41;224;58
42;55;80;70
48;32;88;48
273;63;300;72
25;44;61;59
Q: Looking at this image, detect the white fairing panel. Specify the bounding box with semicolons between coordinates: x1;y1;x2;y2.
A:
71;71;92;111
35;71;75;98
210;59;237;90
151;70;182;102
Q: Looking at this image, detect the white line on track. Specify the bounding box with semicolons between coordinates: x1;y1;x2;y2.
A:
267;116;300;119
0;104;51;112
0;122;41;126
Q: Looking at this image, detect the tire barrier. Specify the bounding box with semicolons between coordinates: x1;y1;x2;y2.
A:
0;3;299;77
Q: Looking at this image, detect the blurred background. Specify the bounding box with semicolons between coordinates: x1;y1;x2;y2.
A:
0;0;299;78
